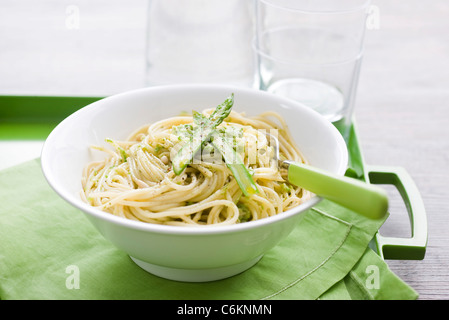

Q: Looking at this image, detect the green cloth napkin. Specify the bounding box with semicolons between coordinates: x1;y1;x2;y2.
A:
0;159;418;300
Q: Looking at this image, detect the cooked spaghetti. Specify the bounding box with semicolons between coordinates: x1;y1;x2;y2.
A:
81;103;311;227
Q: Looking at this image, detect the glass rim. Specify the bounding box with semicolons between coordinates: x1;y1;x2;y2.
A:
258;0;372;15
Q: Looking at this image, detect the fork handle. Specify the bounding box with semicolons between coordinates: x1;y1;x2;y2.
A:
285;161;388;220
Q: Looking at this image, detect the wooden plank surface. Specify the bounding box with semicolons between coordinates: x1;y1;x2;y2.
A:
0;0;448;300
356;0;449;300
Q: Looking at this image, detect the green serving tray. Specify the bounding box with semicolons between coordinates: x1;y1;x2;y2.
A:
0;95;427;260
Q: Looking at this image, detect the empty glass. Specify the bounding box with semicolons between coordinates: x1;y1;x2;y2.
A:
254;0;371;140
145;0;256;87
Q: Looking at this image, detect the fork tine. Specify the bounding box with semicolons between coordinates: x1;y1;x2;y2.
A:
264;131;280;162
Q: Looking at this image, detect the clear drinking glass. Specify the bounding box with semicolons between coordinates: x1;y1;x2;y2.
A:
254;0;371;140
145;0;256;87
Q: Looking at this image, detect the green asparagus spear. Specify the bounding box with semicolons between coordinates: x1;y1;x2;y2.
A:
210;132;259;196
172;94;234;175
192;109;259;197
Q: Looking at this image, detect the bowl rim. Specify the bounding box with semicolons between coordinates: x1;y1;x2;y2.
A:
41;84;348;236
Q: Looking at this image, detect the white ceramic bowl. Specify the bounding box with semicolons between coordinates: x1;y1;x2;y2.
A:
41;85;348;282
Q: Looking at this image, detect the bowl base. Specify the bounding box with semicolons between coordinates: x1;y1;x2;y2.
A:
129;255;263;282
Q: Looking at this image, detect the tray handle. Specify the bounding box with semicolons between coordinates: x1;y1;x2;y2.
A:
366;165;427;260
